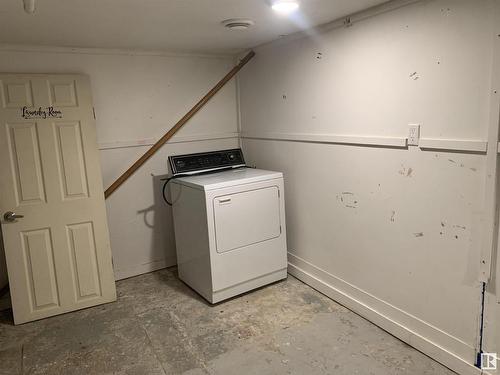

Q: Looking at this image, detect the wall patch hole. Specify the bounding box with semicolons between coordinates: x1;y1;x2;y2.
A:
337;192;358;209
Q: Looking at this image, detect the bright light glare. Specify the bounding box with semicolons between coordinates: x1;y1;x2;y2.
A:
271;1;299;14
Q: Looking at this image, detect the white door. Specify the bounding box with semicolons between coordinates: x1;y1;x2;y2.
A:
0;74;116;324
213;186;282;253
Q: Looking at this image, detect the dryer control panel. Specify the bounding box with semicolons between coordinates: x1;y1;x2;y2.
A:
169;149;246;176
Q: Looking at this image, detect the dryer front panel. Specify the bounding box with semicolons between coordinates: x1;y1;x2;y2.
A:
213;186;281;254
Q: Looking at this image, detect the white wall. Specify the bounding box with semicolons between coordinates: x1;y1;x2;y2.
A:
238;0;497;373
0;46;239;282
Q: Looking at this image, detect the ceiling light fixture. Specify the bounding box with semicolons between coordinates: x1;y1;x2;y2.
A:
221;18;255;31
271;0;299;14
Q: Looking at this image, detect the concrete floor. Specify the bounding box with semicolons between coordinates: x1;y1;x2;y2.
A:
0;268;456;375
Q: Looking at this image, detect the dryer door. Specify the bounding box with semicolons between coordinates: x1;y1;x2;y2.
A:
213;186;281;254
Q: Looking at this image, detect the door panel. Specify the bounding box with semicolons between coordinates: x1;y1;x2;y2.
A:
0;74;116;324
7;122;46;205
1;79;33;108
21;228;60;311
67;222;101;301
47;78;78;107
213;186;281;253
54;121;89;199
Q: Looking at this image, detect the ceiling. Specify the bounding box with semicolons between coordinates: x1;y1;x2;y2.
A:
0;0;389;54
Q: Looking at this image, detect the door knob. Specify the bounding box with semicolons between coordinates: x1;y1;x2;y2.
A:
3;211;24;222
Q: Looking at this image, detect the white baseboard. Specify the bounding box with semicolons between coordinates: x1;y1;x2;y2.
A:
288;253;481;375
113;256;177;281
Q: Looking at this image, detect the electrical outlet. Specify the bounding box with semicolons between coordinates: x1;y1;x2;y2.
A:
408;124;420;146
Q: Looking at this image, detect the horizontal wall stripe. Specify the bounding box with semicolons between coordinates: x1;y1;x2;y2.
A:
241;132;408;148
99;132;239;150
100;132;491;153
419;138;488;153
0;43;233;60
241;132;490;154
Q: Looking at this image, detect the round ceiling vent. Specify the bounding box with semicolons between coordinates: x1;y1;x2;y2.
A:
221;18;255;30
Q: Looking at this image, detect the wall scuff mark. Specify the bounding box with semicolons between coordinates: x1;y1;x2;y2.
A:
398;165;413;177
409;71;419;80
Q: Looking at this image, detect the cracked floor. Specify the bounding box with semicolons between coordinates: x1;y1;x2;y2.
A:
0;268;456;374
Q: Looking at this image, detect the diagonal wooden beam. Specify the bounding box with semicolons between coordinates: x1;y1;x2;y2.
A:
104;50;255;199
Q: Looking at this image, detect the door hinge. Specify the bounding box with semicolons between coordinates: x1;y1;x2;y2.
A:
92;107;96;120
278;189;280;198
280;225;282;234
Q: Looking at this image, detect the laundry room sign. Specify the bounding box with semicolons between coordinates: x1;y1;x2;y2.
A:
21;106;63;119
